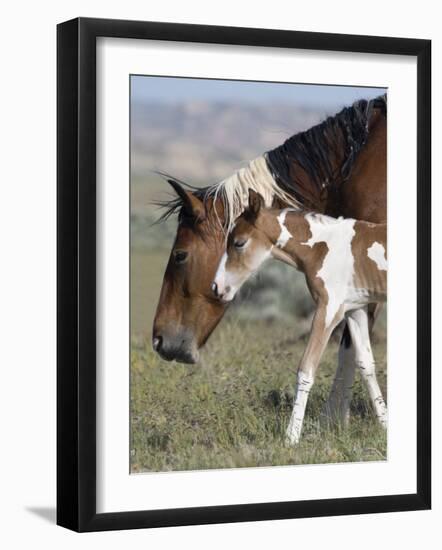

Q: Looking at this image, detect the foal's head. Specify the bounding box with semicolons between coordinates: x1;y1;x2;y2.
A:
212;190;274;302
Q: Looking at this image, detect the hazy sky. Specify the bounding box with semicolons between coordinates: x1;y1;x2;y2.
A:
131;75;385;109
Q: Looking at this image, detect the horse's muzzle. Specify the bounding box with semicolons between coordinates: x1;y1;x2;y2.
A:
152;331;199;364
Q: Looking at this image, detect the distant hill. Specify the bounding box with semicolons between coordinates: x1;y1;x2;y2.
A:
131;101;332;185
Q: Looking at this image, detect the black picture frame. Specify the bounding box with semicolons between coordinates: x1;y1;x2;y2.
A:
57;17;431;532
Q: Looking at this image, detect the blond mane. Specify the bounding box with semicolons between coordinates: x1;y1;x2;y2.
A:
205;155;301;233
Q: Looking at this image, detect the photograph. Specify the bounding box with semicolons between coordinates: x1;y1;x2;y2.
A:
129;76;388;473
0;0;434;542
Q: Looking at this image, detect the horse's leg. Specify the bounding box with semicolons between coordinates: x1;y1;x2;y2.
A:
368;302;383;333
346;307;388;428
286;306;344;446
322;323;356;427
323;302;383;427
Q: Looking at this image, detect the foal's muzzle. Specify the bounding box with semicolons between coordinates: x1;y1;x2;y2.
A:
211;281;232;302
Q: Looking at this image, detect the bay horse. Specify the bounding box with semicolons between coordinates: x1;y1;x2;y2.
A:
153;94;387;426
212;190;387;444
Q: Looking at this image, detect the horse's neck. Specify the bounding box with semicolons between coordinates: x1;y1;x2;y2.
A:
269;142;348;214
335;114;387;221
266;210;311;270
269;105;386;216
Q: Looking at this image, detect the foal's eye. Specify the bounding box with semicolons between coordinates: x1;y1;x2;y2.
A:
234;239;247;250
174;250;188;264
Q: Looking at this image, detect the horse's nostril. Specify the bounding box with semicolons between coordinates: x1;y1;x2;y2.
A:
211;281;219;297
152;335;162;352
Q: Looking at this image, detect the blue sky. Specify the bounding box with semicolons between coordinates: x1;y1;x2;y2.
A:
131;75;385;109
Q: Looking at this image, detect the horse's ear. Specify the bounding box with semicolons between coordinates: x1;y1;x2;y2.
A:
245;189;263;222
167;179;206;221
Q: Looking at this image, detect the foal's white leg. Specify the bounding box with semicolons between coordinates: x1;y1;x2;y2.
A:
286;371;314;445
346;307;388;428
286;307;343;445
322;324;356;427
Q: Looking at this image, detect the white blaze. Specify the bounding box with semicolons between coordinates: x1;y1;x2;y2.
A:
214;252;228;289
367;241;387;271
214;246;272;302
303;213;356;327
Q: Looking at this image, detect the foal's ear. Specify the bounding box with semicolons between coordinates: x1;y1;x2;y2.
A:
245;189;264;223
167;179;206;222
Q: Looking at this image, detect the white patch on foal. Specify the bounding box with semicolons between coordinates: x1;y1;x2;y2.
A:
367;241;387;271
276;208;295;249
303;213;356;327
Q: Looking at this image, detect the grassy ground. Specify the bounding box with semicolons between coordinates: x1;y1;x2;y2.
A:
130;309;387;473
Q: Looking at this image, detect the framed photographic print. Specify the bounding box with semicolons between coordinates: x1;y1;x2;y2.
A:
57;17;431;532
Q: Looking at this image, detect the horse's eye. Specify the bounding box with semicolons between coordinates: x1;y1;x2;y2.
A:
234;239;247;250
174;250;188;264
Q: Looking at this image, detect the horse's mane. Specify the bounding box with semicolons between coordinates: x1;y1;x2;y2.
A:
266;94;387;206
156;94;387;230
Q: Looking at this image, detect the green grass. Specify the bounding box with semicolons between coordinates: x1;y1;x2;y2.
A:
130;316;387;472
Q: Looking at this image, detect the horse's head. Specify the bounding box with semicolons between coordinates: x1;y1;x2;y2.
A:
212;190;273;303
152;179;227;364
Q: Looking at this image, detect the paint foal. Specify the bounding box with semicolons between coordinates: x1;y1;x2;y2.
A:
213;191;387;445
